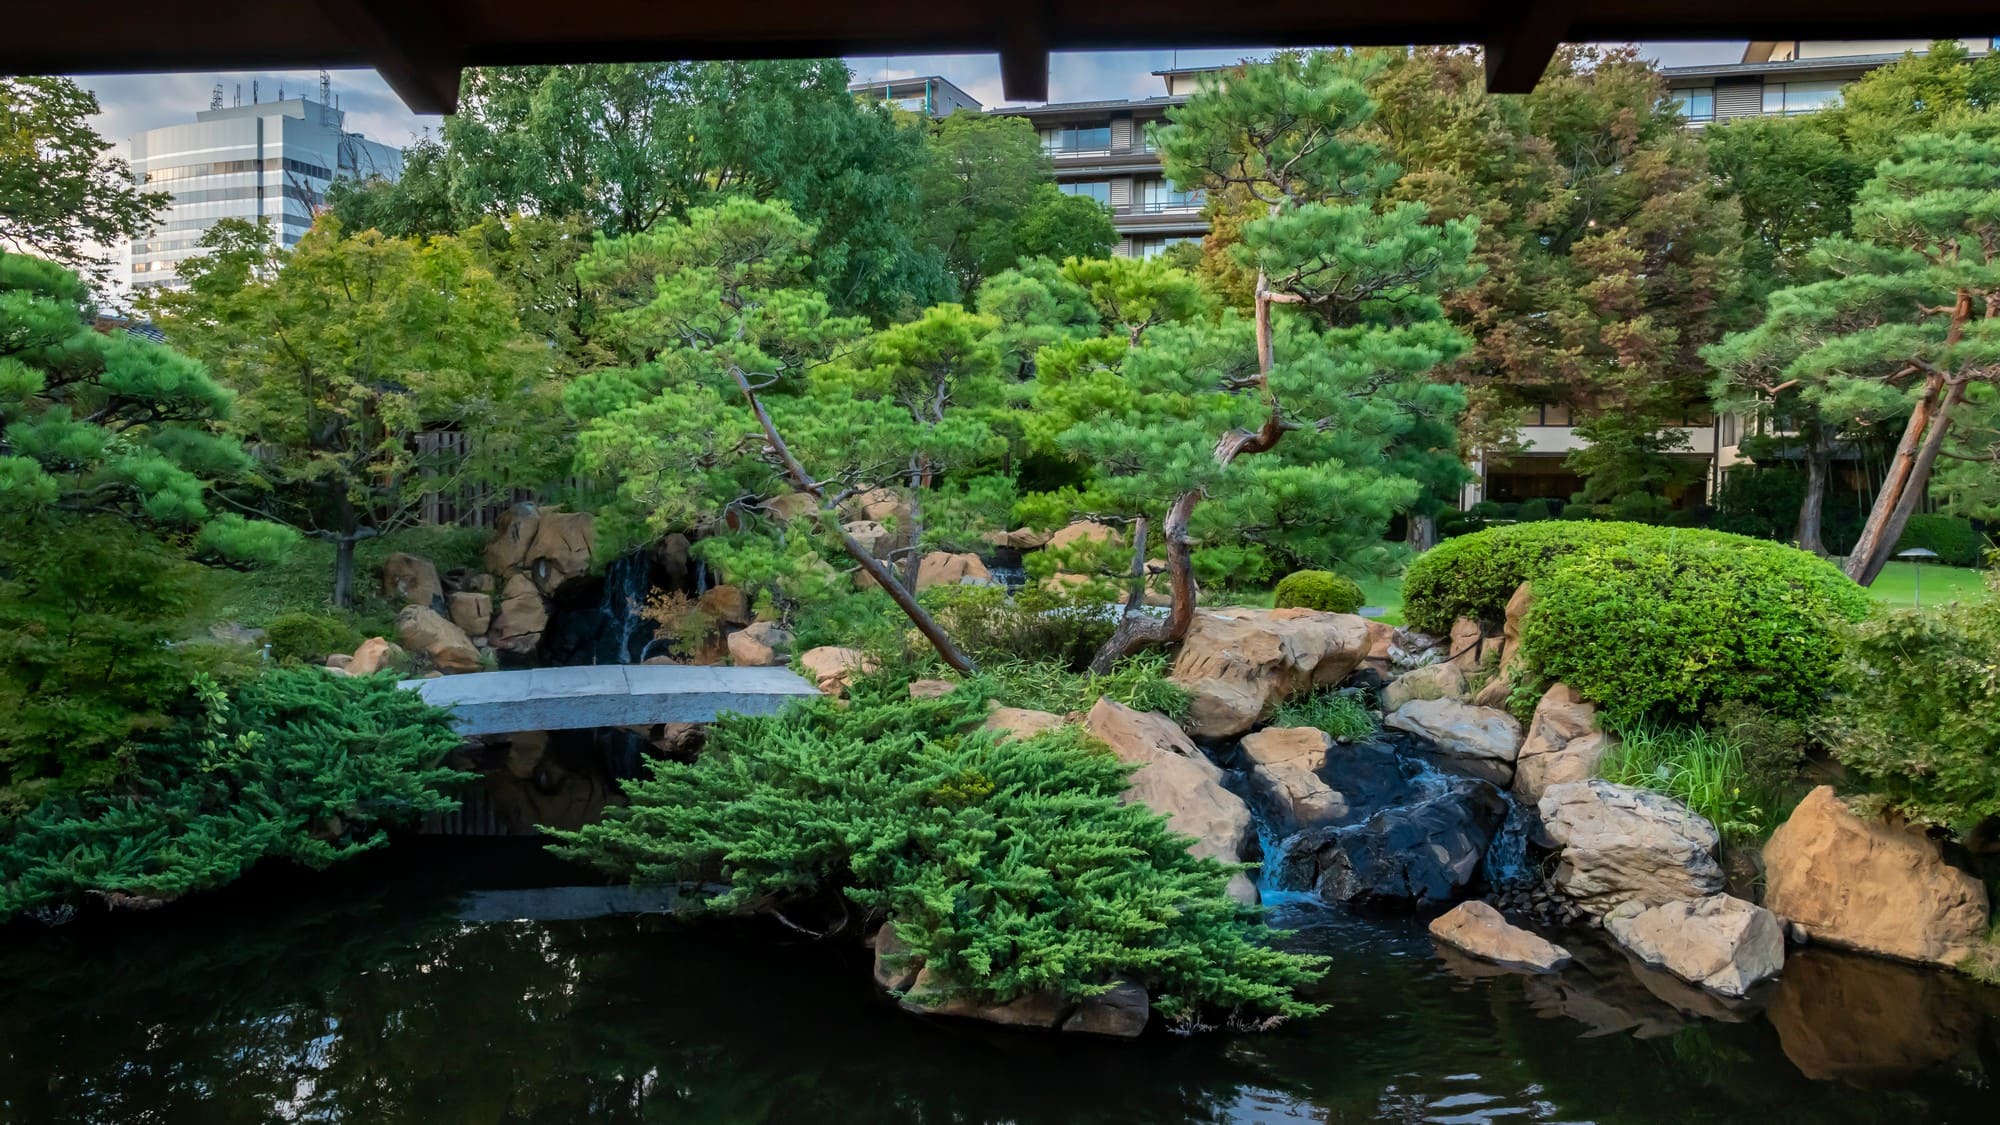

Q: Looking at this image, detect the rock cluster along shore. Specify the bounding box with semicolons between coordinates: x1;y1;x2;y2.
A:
356;517;1995;1037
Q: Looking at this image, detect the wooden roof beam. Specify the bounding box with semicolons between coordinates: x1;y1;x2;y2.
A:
314;0;463;114
1484;0;1576;94
998;2;1050;103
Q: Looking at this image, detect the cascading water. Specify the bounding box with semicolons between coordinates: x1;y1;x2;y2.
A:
1478;797;1537;895
597;552;654;665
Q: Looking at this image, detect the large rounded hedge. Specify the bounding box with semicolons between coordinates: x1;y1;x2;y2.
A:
1520;537;1869;725
1402;521;1865;637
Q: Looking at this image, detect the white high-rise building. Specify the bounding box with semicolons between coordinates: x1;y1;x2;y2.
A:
126;93;403;291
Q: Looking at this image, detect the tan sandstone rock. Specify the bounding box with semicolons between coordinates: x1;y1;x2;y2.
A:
1086;698;1257;904
488;571;548;654
1060;980;1151;1038
525;511;595;596
1605;895;1785;998
907;679;957;699
381;552;443;608
1384;697;1523;785
983;707;1068;742
1768;947;1986;1082
1170;607;1372;740
1512;683;1612;803
1762;786;1990;967
1047;520;1120;552
395;605;482;674
447;591;492;638
1381;662;1467;711
695;584;752;627
1429;900;1571;973
900;966;1070;1028
915;551;992;589
484;504;543;574
1447;616;1486;672
725;620;792;668
842;520;893;557
872;922;920;992
797;646;878;695
766;491;820;522
1238;726;1346;825
346;637;403;677
1538;780;1724;917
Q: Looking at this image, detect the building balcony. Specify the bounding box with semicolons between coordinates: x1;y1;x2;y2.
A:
1515;424;1718;456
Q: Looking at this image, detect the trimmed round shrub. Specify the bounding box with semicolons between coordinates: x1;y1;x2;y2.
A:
1521;538;1869;726
1402;520;1865;637
1272;570;1365;614
264;611;362;665
1517;498;1556;523
1895;514;1987;568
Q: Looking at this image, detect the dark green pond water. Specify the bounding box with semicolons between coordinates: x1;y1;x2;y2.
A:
3;840;1996;1124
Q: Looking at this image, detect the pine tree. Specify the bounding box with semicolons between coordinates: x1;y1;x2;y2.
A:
1706;128;2000;584
1062;52;1475;668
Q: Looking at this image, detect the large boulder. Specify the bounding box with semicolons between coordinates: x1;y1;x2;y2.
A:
1046;520;1119;552
488;571;549;654
1511;683;1612;804
525;511;595;596
484;504;543;574
1276;776;1507;907
1762;785;1990;967
1447;616;1486;672
395;605;482;674
1604;895;1784;998
1085;698;1257;905
1537;780;1723;917
892;960;1149;1038
842;520;893;558
871;922;920;992
1170;607;1372;739
1384;698;1523;786
1060;980;1150;1038
766;491;820;522
797;646;878;696
1380;663;1467;711
447;591;492;638
915;551;992;589
840;486;911;526
695;584;751;627
381;552;443;609
1429;900;1571;973
726;621;792;668
1237;726;1343;829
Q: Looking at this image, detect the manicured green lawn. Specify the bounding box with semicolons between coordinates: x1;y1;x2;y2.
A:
1865;561;1990;610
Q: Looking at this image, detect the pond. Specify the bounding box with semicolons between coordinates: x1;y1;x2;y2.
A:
3;838;1995;1123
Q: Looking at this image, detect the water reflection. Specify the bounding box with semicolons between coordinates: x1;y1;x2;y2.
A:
1;848;1996;1123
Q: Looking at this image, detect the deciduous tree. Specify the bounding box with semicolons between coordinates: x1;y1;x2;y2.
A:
0;77;168;281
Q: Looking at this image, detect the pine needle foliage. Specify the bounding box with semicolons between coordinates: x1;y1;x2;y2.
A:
548;689;1325;1026
1;670;464;921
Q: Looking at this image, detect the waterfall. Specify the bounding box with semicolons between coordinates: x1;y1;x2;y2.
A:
598;552;653;665
1479;797;1537;894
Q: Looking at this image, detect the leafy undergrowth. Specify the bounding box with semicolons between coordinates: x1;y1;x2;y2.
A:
1271;690;1376;741
1598;720;1778;839
548;688;1327;1028
193;525;490;639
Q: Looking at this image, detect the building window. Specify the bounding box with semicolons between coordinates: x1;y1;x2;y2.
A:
1762;80;1843;115
1135;179;1205;213
1060;180;1112;205
1040;124;1112;155
1669;88;1715;122
1132;236;1198;259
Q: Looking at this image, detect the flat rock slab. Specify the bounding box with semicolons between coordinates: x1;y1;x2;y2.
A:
401;665;818;735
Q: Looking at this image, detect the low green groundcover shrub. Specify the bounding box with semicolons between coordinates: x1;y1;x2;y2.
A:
264;611;363;665
1895;514;1988;569
549;686;1326;1027
1522;538;1867;725
1272;570;1365;614
970;651;1191;720
1820;576;2000;831
0;669;463;922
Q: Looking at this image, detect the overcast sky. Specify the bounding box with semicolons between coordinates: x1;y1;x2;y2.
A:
77;43;1748;153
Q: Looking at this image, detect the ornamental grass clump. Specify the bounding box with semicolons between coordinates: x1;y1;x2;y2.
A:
1598;720;1774;839
548;687;1326;1027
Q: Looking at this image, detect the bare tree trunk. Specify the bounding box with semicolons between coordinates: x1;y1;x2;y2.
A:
1796;430;1829;556
1123;515;1151;613
902;473;924;594
1406;512;1438;553
1851;377;1968;585
1844;373;1942;583
1089;492;1199;674
731;368;976;674
331;484;359;610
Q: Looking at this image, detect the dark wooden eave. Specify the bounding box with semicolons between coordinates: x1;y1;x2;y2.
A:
8;0;1996;112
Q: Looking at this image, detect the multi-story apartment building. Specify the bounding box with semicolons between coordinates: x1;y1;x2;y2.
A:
126;93;402;291
851;72;1212;258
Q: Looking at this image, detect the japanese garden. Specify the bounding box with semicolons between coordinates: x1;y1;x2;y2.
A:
2;42;1999;1121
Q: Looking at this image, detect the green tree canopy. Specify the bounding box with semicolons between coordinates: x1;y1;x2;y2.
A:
151;219;558;607
0;77;168;280
1706;127;2000;584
